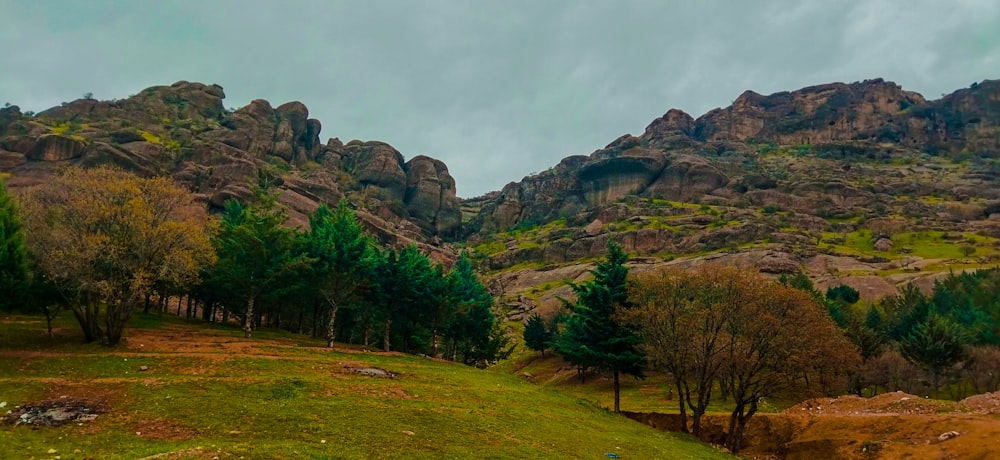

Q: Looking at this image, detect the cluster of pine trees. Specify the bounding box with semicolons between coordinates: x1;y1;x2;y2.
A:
819;271;1000;397
0;168;511;365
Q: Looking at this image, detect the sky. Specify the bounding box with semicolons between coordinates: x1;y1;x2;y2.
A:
1;1;998;197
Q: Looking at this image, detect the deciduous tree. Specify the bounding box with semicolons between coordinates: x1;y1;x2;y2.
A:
21;167;213;345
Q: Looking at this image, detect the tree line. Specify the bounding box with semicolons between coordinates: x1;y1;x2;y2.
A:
523;242;1000;454
0;167;511;365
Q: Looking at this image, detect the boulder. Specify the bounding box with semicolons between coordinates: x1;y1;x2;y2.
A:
403;155;462;236
25;134;85;161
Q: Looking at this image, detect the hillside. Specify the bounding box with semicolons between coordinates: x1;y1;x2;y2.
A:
462;78;1000;311
3;78;1000;301
0;314;730;459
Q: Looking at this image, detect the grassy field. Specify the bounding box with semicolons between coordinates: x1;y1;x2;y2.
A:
0;314;731;460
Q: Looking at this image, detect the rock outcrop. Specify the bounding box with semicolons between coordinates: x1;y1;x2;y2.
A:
0;81;463;245
466;77;1000;267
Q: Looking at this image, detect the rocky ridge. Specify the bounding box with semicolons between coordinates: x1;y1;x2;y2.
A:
0;81;462;259
3;78;1000;298
463;78;1000;305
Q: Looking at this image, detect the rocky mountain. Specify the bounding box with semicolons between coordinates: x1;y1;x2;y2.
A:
463;78;1000;306
0;81;462;259
3;78;1000;303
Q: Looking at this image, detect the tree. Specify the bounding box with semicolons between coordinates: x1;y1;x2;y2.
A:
628;266;858;454
370;244;432;352
624;266;743;436
556;240;644;413
211;194;309;338
721;277;857;455
0;175;29;311
523;313;552;356
444;253;502;364
21;167;214;345
302;200;375;347
899;314;969;393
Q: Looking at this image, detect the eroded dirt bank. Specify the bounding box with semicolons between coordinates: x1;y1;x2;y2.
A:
626;391;1000;459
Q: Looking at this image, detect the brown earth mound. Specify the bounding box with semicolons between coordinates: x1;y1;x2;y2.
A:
630;391;1000;459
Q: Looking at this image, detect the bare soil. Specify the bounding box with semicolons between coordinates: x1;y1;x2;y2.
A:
629;390;1000;459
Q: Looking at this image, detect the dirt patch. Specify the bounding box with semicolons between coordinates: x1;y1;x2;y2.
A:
3;399;103;426
959;390;1000;414
134;418;199;441
789;391;954;415
629;391;1000;459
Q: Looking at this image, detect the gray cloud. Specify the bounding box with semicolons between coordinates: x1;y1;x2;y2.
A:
1;0;997;196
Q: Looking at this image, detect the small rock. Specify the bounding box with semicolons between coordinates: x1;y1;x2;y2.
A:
938;431;960;441
47;448;57;454
402;430;415;436
139;366;149;372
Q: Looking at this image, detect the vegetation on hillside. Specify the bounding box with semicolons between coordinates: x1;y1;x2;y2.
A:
5;166;510;367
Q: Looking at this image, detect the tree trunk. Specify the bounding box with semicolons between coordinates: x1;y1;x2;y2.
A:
726;399;758;455
613;369;621;413
383;318;391;352
143;293;151;314
176;295;183;316
431;319;439;357
326;301;339;348
244;295;255;338
676;380;690;434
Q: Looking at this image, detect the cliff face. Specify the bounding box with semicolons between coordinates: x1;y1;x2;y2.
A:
470;79;1000;232
466;78;1000;270
0;81;463;249
4;77;1000;272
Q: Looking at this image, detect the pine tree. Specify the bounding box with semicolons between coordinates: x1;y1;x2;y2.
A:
523;313;552;355
0;175;29;311
303;200;376;347
900;314;969;393
212;195;310;338
556;240;644;413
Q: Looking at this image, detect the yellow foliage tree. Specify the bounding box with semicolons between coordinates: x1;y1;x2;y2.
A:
21;167;214;345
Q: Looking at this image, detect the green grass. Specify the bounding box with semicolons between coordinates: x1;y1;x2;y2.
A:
0;314;731;459
819;230;999;261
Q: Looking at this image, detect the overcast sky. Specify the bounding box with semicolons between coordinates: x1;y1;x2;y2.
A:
2;1;998;197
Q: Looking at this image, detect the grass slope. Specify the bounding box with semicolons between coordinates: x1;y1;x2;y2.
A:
0;314;731;459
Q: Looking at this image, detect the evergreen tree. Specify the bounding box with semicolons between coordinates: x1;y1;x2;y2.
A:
899;314;969;393
302;200;376;347
371;245;432;352
444;253;503;364
556;240;644;413
523;313;552;355
0;176;29;311
211;195;310;338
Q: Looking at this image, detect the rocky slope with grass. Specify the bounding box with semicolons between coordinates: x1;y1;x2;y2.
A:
3;78;1000;298
464;78;1000;310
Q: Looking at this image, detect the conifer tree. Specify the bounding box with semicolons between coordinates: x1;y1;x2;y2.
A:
556;240;644;413
523;313;552;355
303;200;375;347
0;175;28;311
212;194;310;338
